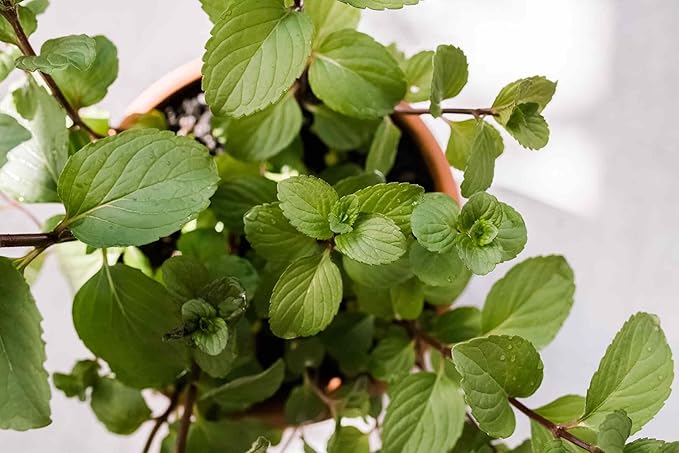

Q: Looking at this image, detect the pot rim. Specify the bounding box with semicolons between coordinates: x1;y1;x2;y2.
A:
119;59;460;203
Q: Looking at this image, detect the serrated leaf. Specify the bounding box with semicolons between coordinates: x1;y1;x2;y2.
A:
202;0;313;117
310;104;380;151
366;116;401;175
579;313;674;433
278;174;338;240
597;410;632;453
328;426;370;453
309;29;406;118
285;384;325;424
205;254;259;300
369;327;415;382
402;50;434;102
50;35;119;109
446;119;477;170
344;253;413;288
221;93;302;161
244;202;323;262
353;182;424;234
411;192;459;253
624;439;670;453
336;213;407;265
453;335;544;438
58;129;219;247
382;372;465;453
0;6;36;46
22;0;49;15
410;241;469;287
306;0;360;48
431;306;481;344
337;0;419;11
481;256;575;348
430;45;468;117
200;0;230;22
269;251;342;338
16;34;96;74
492;76;556;125
194;322;239;378
328;194;360;234
160;255;211;303
211;175;277;230
0;257;51;430
193;317;229;356
200;359;284;412
0;112;30;167
90;377;151;435
460;121;504;197
73;264;188;388
505;102;550;150
0;78;68;202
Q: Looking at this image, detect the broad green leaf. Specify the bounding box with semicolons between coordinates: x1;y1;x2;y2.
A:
492;76;556;125
411;192;459;253
382;372;465;453
328;194;360;234
335;213;407;265
353;182;424;234
278;175;338;239
0;257;50;430
334;376;373;417
310;104;380;151
0;112;30;167
306;0;361;48
460;121;504;197
194;321;239;378
579;313;674;433
193;317;229;356
366;116;401;175
597;410;632;453
244;202;323;262
321;162;363;184
200;359;284;412
55;241;122;291
328;426;370;453
285;337;325;374
16;34;96;74
285;384;325;424
160;255;211;303
211;175;277;230
337;0;419;11
0;6;36;46
504;102;550;150
402;50;434;102
453;335;544;438
0;78;68;202
391;277;424;320
430;45;468;117
449;421;494;453
333;171;385;196
343;253;413;288
176;417;282;453
73;264;188;388
431;306;481;344
221;93;302;161
0;46;20;82
53;359;99;401
202;0;313;117
269;251;342;338
90;377;151;435
481;256;575;348
200;0;230;22
423;273;472;306
58;129;219;247
540;440;571;453
50;35;119;109
369;327;415;382
205;254;259;300
246;437;270;453
409;241;468;287
321;312;374;376
176;229;228;263
309;29;406;118
446;119;477;170
624;439;671;453
530;395;587;453
22;0;49;15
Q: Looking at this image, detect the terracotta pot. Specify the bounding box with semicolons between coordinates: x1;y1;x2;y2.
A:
119;59;459;203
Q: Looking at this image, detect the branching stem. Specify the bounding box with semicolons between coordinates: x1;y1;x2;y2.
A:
394;105;497;119
142;386;182;453
175;364;200;453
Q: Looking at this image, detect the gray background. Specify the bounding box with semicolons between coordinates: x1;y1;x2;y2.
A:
2;0;678;451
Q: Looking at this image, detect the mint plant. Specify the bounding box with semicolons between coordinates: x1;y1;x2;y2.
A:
0;0;675;452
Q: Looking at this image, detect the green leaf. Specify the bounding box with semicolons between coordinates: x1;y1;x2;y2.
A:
200;0;230;22
369;327;415;382
343;253;412;288
391;277;425;320
337;0;419;11
177;417;282;453
194;322;239;378
449;421;494;453
0;46;20;83
402;50;434;103
460;122;504;197
73;264;188;388
0;112;31;167
492;76;556;125
285;384;325;424
122;246;153;277
269;251;342;338
382;371;465;453
285;337;325;374
211;175;277;231
481;256;575;348
0;78;68;202
0;6;36;46
431;306;481;344
220;93;302;161
430;45;468;117
278;175;338;240
59;129;219;247
310;104;380;151
200;359;284;412
90;377;151;435
336;213;407;265
50;35;119;109
160;256;211;303
0;257;51;430
411;192;459;253
16;34;96;74
53;359;99;401
309;29;406;118
306;0;360;48
446;119;477;170
202;0;313;117
55;241;122;291
540;440;571;453
453;335;544;438
22;0;49;15
321;312;374;376
176;229;228;264
597;410;632;453
366;116;401;175
530;395;587;453
579;313;674;433
624;439;671;453
205;254;259;301
245;436;270;453
333;171;385;196
193;317;229;356
328;426;370;453
504;102;550;150
353;182;424;234
244;202;323;262
409;241;469;287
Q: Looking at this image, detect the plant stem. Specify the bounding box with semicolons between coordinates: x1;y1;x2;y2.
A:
0;230;74;248
394;105;497;118
175;364;200;453
142;387;182;453
0;6;104;139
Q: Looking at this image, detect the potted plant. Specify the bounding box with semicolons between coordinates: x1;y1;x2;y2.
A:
0;0;675;452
